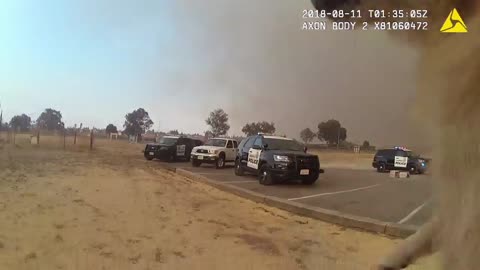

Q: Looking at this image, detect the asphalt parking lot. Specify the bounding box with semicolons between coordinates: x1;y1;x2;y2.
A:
156;160;432;227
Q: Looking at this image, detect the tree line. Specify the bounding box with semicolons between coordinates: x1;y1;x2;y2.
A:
1;107;370;147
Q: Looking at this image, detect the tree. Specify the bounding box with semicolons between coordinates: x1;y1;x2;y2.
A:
204;130;214;139
9;114;32;132
123;108;154;136
0;121;8;131
205;108;230;137
362;140;370;148
168;129;179;135
317;119;347;146
36;108;64;131
105;124;118;135
300;128;316;144
241;121;276;136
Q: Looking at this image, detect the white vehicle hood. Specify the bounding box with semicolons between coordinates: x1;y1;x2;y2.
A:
193;145;225;151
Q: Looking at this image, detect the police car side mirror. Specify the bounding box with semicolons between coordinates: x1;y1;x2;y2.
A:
263;144;268;149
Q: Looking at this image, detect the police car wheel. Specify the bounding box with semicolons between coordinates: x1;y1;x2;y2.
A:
145;156;154;161
258;164;274;185
408;166;417;174
234;159;244;176
377;163;386;172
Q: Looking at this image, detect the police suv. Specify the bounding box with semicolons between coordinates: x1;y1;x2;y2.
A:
372;146;428;174
190;137;238;169
234;134;324;185
144;135;198;162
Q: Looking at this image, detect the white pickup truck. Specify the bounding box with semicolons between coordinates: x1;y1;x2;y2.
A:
190;138;238;169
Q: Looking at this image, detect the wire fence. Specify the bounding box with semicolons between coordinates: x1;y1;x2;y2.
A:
0;129;132;151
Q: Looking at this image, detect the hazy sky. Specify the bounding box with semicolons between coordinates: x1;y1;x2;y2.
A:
0;0;421;146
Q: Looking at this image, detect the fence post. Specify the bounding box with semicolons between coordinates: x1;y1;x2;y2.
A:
63;130;66;150
90;129;94;150
37;130;40;146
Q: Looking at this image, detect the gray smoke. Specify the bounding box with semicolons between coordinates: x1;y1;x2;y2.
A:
169;0;422;147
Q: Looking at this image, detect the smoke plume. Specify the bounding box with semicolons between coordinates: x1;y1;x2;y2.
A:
168;0;424;147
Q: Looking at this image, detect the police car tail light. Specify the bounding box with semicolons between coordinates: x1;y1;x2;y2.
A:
274;155;290;162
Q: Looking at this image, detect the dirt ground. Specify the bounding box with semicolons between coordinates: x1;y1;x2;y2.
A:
311;150;374;170
0;139;437;270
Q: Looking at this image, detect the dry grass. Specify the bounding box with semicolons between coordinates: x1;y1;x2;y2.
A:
0;138;440;269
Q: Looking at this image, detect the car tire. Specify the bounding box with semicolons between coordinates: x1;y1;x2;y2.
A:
192;159;201;167
145;156;154;161
377;163;386;172
186;153;191;162
258;164;274;185
215;154;225;169
234;159;244;176
302;173;319;185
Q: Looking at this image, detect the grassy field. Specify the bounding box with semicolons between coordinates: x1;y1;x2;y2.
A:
0;137;440;269
2;132;377;170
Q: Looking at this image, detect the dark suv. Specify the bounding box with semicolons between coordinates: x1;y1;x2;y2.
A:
234;134;324;185
144;136;198;162
372;147;428;174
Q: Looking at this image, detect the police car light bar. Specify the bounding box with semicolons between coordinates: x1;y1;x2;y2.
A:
394;146;411;151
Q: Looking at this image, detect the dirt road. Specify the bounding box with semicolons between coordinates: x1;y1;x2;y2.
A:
0;141;436;269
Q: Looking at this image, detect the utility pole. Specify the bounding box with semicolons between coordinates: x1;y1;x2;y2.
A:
90;127;94;150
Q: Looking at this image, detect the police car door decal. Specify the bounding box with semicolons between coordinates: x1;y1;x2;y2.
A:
394;156;408;168
176;145;186;156
247;148;261;169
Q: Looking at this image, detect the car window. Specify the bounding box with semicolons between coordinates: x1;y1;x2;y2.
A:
226;140;233;148
395;150;405;157
177;138;185;144
243;136;255;150
159;137;178;146
263;138;303;151
233;141;238;148
253;137;263;148
377;150;392;157
238;138;247;150
405;151;418;158
205;139;227;147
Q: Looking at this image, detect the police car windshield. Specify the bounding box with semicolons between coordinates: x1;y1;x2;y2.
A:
205;139;226;147
264;138;303;151
406;151;419;158
159;137;178;146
